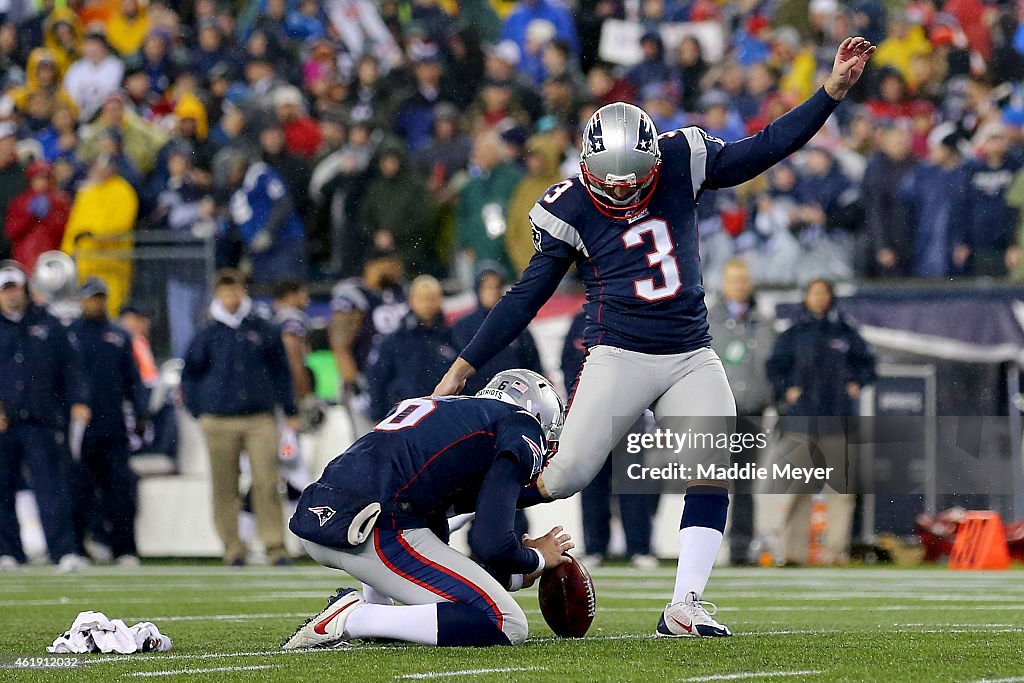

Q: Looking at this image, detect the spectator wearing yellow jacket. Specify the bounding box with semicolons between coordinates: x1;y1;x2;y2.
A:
42;7;82;74
60;156;139;317
504;135;564;274
774;30;818;103
873;18;932;87
106;0;151;57
9;48;79;121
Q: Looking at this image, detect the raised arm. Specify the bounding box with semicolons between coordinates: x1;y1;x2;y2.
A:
706;37;875;190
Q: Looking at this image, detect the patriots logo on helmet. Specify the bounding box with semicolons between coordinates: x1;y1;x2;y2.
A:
585;114;606;155
635;115;656;154
308;506;336;527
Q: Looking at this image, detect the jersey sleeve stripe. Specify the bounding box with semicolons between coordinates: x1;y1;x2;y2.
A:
680;127;708;199
529;203;589;257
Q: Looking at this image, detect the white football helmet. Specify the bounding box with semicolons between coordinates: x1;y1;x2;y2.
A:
477;369;565;444
580;102;662;220
31;250;77;301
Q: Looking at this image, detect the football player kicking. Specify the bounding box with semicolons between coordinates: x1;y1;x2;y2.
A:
434;38;876;637
282;369;569;649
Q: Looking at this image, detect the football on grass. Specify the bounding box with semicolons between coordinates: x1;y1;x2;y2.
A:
538;555;596;637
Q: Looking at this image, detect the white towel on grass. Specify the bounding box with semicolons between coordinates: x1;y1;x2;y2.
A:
47;611;173;654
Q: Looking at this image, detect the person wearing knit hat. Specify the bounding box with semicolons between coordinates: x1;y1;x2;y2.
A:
274;86;322;160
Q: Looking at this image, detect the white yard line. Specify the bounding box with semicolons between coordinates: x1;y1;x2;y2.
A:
973;677;1024;683
121;612;309;622
90;648;344;664
396;667;545;680
743;605;1024;613
530;633;653;642
123;665;275;677
679;671;821;682
0;593;332;607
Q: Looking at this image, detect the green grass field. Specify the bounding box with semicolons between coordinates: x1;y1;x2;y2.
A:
1;562;1022;681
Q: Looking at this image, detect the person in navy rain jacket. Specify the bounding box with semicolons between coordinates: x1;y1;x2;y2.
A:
367;275;458;421
952;123;1022;277
766;279;876;420
0;260;90;570
68;277;146;565
181;268;299;566
765;279;876;564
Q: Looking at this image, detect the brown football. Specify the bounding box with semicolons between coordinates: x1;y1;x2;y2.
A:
537;555;596;637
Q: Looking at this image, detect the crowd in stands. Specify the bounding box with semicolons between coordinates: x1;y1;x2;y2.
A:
1;0;1024;304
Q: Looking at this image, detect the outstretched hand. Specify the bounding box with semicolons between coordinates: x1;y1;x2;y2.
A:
432;357;475;396
824;37;876;100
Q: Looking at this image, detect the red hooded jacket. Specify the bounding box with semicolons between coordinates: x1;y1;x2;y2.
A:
5;162;71;271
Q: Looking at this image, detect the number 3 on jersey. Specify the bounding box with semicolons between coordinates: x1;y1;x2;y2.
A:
543;179;574;204
622;219;682;302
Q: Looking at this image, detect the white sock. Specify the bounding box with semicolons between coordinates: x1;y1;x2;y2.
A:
672;527;724;603
361;583;394;605
345;603;439;645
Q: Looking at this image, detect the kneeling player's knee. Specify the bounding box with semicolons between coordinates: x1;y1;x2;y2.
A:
501;602;529;645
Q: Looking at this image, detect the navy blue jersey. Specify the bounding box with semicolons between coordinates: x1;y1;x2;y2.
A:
331;279;407;371
69;317;144;438
296;395;547;573
321;395;545;519
461;88;840;369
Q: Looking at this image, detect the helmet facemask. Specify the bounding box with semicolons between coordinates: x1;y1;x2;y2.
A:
579;103;662;221
580;159;662;220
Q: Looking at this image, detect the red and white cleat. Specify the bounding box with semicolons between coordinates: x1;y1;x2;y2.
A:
281;588;365;650
656;591;732;638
